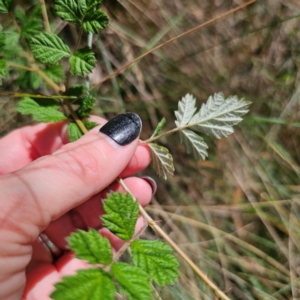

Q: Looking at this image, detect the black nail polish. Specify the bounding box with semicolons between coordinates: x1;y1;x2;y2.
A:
100;113;142;146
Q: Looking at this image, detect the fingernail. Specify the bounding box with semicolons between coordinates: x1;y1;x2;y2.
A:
141;176;157;195
100;113;142;146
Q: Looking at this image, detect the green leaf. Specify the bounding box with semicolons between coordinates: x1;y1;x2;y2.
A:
0;0;14;13
54;0;84;24
101;192;139;241
3;28;21;58
149;143;174;180
82;9;109;33
67;84;86;97
15;7;42;39
30;33;70;64
0;59;7;84
17;97;67;123
69;47;96;76
112;262;152;300
179;129;208;160
174;94;197;127
82;120;99;130
75;94;95;117
131;239;179;286
68;122;83;142
19;70;43;90
151;117;166;138
68;228;112;265
0;26;5;51
44;65;64;83
51;268;115;300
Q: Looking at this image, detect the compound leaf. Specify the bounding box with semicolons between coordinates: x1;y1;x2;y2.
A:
0;0;14;13
30;33;70;64
75;94;95;117
131;239;179;286
149;143;174;180
188;92;250;138
112;262;152;300
101;192;139;241
68;228;112;265
179;129;208;160
17;97;67;123
68;122;82;142
50;268;115;300
69;47;96;76
82;9;109;33
54;0;83;23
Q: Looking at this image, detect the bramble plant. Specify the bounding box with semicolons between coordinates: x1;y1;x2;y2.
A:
0;0;252;299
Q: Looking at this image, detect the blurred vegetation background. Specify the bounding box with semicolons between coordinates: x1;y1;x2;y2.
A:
1;0;300;299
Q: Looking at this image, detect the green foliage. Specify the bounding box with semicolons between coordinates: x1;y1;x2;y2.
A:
19;70;43;90
101;192;139;241
70;47;96;76
50;268;115;300
55;0;108;33
131;239;179;286
0;25;5;51
111;262;152;300
75;94;95;117
0;59;6;84
149;143;174;180
68;120;98;142
17;97;67;123
44;65;65;83
14;7;42;39
0;0;14;13
30;33;70;64
68;229;112;265
3;28;20;58
151;117;166;138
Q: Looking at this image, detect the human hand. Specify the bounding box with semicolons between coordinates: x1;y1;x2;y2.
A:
0;113;153;300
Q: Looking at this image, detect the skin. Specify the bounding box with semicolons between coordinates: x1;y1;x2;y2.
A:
0;117;152;300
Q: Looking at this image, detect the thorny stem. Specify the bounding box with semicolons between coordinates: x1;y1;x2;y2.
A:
118;178;231;300
83;0;256;96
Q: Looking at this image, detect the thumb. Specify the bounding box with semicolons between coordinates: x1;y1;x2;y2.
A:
0;113;142;241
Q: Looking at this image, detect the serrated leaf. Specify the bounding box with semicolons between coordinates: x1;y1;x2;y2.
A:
82;9;109;33
54;0;83;23
112;262;152;300
101;192;139;241
68;122;83;142
17;97;67;123
67;84;86;97
44;65;64;83
68;228;112;265
15;7;42;39
151;117;166;138
19;70;43;90
3;28;21;58
0;0;14;13
30;33;70;64
69;47;96;76
179;129;208;160
131;239;179;286
188;92;250;138
149;143;174;180
174;93;197;127
50;268;115;300
0;59;7;84
75;94;95;117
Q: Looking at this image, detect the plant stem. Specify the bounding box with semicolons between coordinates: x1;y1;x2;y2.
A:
40;0;51;33
118;178;231;300
0;92;77;100
84;0;256;96
7;62;33;71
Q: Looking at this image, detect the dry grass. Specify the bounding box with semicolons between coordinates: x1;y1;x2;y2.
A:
1;0;300;299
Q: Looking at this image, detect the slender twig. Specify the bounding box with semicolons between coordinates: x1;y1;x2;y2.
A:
7;62;33;71
0;92;77;100
40;0;51;33
118;178;231;300
84;0;256;96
